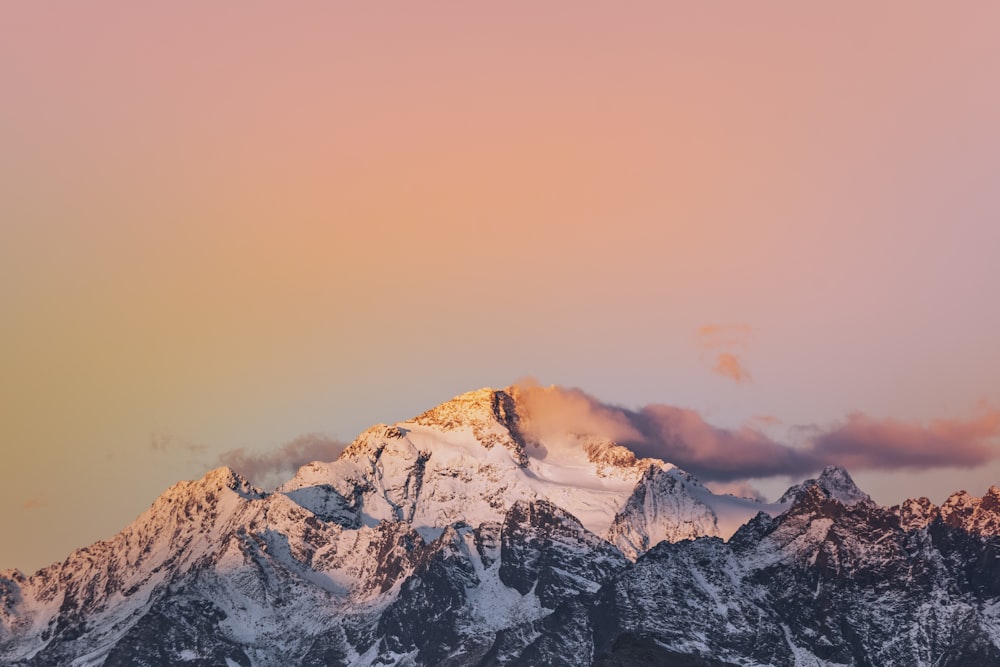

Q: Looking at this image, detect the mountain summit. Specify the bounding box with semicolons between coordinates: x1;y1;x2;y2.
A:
3;387;999;666
777;464;872;505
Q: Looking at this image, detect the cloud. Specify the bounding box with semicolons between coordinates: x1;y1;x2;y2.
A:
703;480;767;502
218;433;347;489
628;403;813;480
513;379;643;443
696;324;755;384
150;430;208;456
713;352;752;383
514;382;811;480
810;410;1000;471
696;323;754;350
512;382;1000;483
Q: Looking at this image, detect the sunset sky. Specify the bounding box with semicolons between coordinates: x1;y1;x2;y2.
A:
3;3;1000;573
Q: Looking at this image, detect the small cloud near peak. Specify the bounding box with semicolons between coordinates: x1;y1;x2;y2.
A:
697;324;755;384
713;352;753;383
696;323;754;350
218;433;347;490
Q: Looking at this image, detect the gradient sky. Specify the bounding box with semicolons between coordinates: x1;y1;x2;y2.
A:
3;2;1000;573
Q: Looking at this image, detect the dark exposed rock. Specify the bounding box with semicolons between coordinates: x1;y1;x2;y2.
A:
499;499;627;610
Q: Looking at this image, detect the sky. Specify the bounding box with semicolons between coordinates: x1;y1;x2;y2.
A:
3;2;1000;573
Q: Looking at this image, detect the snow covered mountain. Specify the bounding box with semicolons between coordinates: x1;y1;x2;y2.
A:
2;387;999;666
277;388;777;557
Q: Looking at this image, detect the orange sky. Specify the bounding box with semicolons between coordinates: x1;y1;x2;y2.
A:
3;3;1000;572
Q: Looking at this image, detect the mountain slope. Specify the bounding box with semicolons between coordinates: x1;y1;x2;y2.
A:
3;387;1000;666
280;388;776;557
587;484;1000;666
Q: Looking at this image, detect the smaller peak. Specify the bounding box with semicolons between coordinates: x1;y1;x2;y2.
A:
785;484;839;515
892;496;939;531
409;387;528;465
192;467;266;500
433;523;469;549
339;423;407;460
778;467;870;506
817;465;849;479
943;489;974;507
939;488;1000;535
983;486;1000;511
202;466;238;484
410;387;510;428
585;439;637;468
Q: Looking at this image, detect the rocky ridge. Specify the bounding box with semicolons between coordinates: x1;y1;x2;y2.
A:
2;387;999;666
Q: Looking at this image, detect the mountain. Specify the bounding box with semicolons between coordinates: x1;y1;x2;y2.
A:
2;387;999;666
276;388;777;556
776;464;871;505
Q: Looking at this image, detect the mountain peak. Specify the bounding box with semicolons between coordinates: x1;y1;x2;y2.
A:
939;487;1000;535
190;466;267;500
411;387;512;429
408;387;529;465
778;465;871;506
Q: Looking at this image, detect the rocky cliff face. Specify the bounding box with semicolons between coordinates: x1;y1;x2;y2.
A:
588;484;1000;666
3;388;1000;666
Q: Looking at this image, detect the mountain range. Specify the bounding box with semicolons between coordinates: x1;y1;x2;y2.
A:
3;387;1000;666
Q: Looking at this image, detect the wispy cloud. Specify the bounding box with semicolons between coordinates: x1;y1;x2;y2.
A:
150;430;208;456
218;433;347;489
697;324;755;384
703;480;767;502
696;324;754;350
712;352;752;383
513;382;1000;483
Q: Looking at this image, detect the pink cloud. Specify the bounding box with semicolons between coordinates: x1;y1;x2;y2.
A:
696;323;754;350
513;380;643;444
811;409;1000;470
713;352;752;383
696;324;755;384
511;383;1000;482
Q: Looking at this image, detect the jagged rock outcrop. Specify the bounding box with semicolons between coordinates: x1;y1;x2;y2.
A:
588;484;1000;666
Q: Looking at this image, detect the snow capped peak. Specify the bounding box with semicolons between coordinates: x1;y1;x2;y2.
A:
778;465;871;506
198;466;267;499
407;387;529;465
583;438;671;477
161;466;267;504
411;387;516;433
339;423;408;462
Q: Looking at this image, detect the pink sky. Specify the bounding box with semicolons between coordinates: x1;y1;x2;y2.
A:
2;3;1000;572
